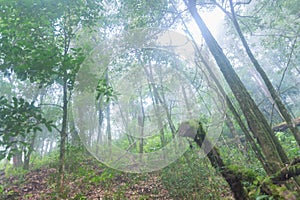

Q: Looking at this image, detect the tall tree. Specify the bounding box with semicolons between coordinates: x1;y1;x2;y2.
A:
223;0;300;146
183;0;289;175
0;0;103;192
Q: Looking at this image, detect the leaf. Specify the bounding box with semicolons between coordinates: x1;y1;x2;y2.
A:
256;195;269;200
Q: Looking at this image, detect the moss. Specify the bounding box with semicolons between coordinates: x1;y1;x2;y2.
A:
227;165;256;182
187;119;200;130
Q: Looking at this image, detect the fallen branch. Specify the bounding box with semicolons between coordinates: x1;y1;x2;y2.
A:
272;117;300;132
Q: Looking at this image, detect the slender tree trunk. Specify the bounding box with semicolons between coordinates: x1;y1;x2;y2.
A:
12;146;23;168
105;71;111;145
143;65;166;147
49;140;54;153
138;92;145;155
68;102;80;146
39;139;44;157
23;132;37;170
228;0;300;146
59;76;68;192
96;96;104;153
224;114;245;151
184;0;288;174
118;103;136;149
144;63;176;136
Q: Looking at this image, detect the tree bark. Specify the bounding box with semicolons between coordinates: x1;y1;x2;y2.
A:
68;102;80;146
105;71;111;143
179;120;250;200
138;90;145;155
23;132;37;170
184;0;288;174
177;5;268;171
96;95;104;153
227;0;300;147
59;76;68;193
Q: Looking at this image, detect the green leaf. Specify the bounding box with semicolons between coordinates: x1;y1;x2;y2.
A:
256;195;269;200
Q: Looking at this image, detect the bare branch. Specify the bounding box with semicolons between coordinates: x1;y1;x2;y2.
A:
277;35;298;92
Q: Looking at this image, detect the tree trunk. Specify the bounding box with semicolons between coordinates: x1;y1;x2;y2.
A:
12;148;23;168
118;103;137;149
68;102;80;146
177;5;268;172
227;0;300;147
143;64;166;147
106;71;111;142
144;63;176;136
96;96;104;153
23;132;37;170
59;76;68;192
184;0;288;174
179;120;249;200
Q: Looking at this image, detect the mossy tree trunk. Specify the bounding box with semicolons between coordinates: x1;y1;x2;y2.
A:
177;7;268;171
228;0;300;147
179;121;249;200
184;0;288;175
179;120;299;199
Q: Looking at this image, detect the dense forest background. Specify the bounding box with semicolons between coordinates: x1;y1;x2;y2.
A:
0;0;299;199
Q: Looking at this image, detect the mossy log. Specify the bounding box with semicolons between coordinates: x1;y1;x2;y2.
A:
178;120;249;200
272;117;300;132
272;163;300;183
178;120;299;199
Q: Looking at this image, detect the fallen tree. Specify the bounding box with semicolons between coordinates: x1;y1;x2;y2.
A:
177;120;249;200
178;120;299;200
272;117;300;132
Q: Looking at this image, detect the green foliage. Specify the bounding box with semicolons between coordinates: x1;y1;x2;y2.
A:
246;175;290;200
276;131;299;158
96;78;118;102
0;185;4;197
227;165;256;182
62;145;118;188
0;0;103;87
161;150;230;199
0;96;54;160
73;193;87;200
30;150;60;170
113;130;174;154
4;165;28;178
119;0;172;29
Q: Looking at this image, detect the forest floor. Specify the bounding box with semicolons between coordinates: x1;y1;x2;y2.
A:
1;165;171;199
0;153;234;199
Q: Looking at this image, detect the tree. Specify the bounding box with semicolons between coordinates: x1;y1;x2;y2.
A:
0;96;53;169
225;0;300;146
0;0;104;192
183;0;289;175
213;0;300;135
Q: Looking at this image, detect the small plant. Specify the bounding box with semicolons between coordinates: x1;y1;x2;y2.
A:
5;164;28;177
0;185;5;199
24;193;33;199
30;150;60;170
74;193;87;200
